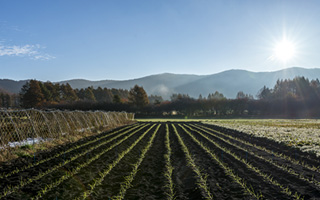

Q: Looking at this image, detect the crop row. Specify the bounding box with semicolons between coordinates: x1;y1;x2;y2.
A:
172;124;214;200
201;124;320;173
31;123;151;200
0;123;149;199
183;124;305;199
163;124;175;200
75;124;158;200
0;123;138;180
111;124;161;200
1;122;319;199
205;120;320;157
193;124;320;188
175;124;263;199
192;124;320;189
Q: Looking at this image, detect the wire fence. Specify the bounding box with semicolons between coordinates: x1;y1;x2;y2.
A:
0;109;134;149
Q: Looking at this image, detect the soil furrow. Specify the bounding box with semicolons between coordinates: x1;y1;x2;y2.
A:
1;122;319;200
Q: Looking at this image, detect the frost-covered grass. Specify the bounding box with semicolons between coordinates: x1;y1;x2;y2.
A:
204;119;320;157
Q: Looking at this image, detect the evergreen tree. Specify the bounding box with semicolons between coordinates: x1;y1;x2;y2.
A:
128;85;149;107
93;87;113;102
208;91;226;100
44;82;60;102
39;82;52;103
93;87;104;101
113;94;122;103
103;88;114;102
20;80;45;108
236;91;253;100
171;93;190;101
257;86;272;100
60;83;78;101
0;93;11;108
84;87;96;101
76;88;86;100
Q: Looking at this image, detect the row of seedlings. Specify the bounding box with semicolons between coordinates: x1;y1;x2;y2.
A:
171;124;214;200
0;123;139;179
193;124;320;189
0;123;147;199
175;124;263;199
163;124;175;200
201;124;320;173
183;124;304;199
111;124;162;200
30;123;150;200
74;124;158;200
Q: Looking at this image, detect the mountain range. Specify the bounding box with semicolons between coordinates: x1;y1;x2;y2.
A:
1;67;320;99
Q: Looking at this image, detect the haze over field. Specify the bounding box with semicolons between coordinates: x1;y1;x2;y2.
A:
1;0;320;82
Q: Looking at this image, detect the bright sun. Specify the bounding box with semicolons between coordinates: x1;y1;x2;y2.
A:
274;39;296;62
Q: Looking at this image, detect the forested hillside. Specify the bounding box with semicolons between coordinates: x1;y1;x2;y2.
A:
2;67;320;99
7;76;319;118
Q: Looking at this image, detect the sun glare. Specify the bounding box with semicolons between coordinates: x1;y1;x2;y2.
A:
273;39;296;62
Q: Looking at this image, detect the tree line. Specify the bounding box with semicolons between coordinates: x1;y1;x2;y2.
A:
19;80;132;108
3;76;320;118
258;77;320;101
0;88;19;108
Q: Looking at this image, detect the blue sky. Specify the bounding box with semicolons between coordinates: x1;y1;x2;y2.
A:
1;0;320;81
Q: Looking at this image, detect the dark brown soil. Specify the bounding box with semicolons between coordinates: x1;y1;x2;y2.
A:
0;122;319;200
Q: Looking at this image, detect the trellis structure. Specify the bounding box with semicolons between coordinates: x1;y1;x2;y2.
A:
0;109;134;149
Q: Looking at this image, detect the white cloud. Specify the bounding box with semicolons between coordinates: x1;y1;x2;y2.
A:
0;44;55;60
32;54;55;60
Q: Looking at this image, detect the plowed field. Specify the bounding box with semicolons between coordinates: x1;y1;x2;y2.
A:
0;122;320;199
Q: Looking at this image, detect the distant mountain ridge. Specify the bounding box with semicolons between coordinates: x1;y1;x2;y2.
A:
1;67;320;99
0;79;28;94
